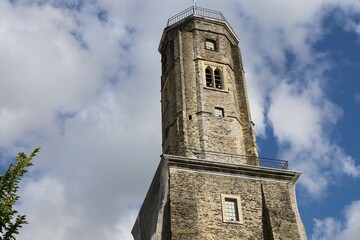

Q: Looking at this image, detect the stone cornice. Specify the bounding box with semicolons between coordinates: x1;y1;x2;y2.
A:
162;154;301;184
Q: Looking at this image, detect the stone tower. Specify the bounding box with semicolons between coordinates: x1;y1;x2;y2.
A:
132;6;306;240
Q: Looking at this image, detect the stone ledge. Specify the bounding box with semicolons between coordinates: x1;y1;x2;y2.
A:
162;154;301;183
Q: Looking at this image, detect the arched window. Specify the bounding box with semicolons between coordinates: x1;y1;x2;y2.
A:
205;66;224;90
214;69;222;89
205;68;213;87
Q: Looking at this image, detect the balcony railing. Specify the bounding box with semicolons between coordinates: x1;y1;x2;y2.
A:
167;6;227;27
185;148;289;170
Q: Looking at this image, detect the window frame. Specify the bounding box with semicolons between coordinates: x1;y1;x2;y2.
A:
221;194;243;224
215;107;224;117
214;68;222;89
203;65;225;91
205;67;213;87
205;39;216;51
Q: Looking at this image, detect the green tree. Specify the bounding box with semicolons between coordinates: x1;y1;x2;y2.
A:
0;147;40;240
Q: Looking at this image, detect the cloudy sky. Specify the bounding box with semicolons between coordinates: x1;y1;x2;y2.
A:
0;0;359;239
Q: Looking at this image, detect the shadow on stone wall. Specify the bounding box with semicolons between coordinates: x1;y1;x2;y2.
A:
262;184;274;240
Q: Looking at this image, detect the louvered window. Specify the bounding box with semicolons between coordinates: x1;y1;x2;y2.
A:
206;68;212;87
214;69;222;89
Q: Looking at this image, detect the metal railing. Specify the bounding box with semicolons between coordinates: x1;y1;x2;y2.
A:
185;148;289;170
167;6;227;27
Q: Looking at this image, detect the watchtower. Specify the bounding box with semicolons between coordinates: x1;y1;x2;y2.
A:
132;6;306;240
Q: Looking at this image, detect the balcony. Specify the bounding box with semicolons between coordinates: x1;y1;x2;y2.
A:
167;6;228;27
186;148;289;170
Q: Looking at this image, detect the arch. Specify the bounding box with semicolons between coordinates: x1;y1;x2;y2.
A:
214;68;222;89
205;67;213;87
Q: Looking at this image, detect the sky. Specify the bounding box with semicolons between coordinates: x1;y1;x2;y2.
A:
0;0;359;239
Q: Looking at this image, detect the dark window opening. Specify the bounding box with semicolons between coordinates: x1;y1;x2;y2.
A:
214;69;222;89
206;68;212;87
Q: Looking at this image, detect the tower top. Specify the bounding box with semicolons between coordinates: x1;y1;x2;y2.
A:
160;6;239;52
166;6;227;27
158;4;260;164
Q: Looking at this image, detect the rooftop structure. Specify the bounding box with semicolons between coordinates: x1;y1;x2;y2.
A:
167;6;227;27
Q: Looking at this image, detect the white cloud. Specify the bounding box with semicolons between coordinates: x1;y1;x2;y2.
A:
17;177;82;240
266;79;360;196
18;176;138;240
311;200;360;240
268;81;325;149
105;209;138;240
0;2;103;149
1;0;163;239
226;0;360;197
0;0;359;239
312;217;342;240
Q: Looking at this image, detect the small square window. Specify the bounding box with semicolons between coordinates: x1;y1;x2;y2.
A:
221;194;243;224
224;198;239;221
215;107;224;117
205;40;216;51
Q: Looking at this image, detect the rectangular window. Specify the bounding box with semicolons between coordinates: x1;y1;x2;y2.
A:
224;198;239;221
205;40;216;51
215;107;224;117
221;194;243;224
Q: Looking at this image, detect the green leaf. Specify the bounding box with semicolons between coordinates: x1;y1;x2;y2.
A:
0;147;40;239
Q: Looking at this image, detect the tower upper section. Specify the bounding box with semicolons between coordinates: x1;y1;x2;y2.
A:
159;6;258;165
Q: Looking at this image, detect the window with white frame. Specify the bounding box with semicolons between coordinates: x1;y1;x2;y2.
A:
224;198;239;221
205;40;216;51
221;194;243;224
215;107;224;117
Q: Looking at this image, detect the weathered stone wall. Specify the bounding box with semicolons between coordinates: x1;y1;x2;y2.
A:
159;16;258;164
132;156;306;240
133;12;306;240
262;182;303;239
168;159;305;240
132;161;170;240
170;168;262;239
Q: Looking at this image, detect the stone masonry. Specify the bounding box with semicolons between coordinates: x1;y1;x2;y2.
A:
132;155;306;239
132;6;306;240
159;14;258;164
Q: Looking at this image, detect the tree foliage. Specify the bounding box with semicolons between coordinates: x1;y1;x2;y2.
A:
0;147;40;240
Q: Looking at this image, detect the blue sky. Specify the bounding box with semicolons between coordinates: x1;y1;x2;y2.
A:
253;4;360;238
0;0;359;239
298;8;360;237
